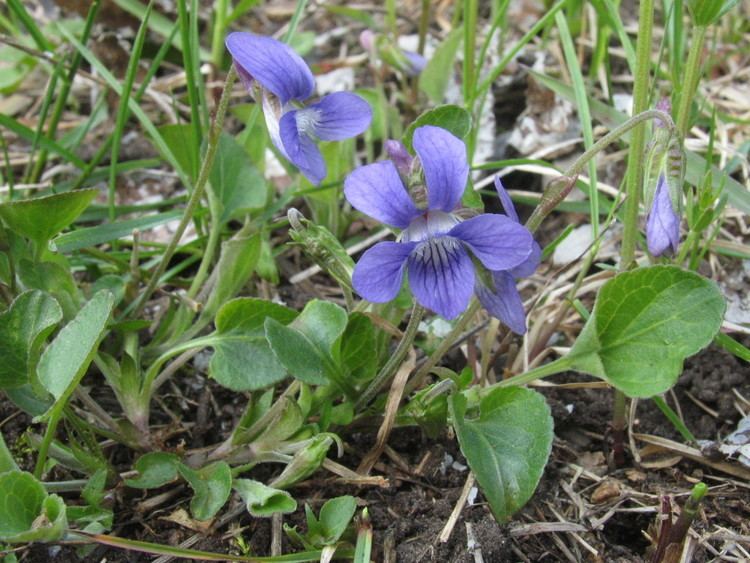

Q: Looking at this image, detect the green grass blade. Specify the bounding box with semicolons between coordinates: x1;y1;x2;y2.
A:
474;0;565;100
56;24;191;189
53;210;183;253
530;70;750;215
111;0;210;59
0;113;85;169
6;0;52;51
714;332;750;362
651;396;697;443
109;1;153;222
556;11;599;237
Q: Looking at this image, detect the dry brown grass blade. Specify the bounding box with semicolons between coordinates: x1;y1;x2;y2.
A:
357;349;416;475
633;433;750;480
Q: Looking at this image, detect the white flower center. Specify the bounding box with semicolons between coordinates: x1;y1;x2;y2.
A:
400;210;460;243
295;108;322;138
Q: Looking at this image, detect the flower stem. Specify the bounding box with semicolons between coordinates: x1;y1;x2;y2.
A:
620;0;654;270
356;304;424;409
405;300;479;395
130;66;237;318
462;0;478;109
417;0;431;55
675;25;707;138
610;0;655;465
482;355;575;393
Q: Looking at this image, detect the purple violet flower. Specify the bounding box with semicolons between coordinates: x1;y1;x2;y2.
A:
344;126;535;328
646;174;680;256
225;32;372;185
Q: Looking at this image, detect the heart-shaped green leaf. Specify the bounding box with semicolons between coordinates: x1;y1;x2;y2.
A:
450;387;553;522
265;300;348;386
0;291;62;389
568;266;725;397
0;189;98;245
125;452;181;489
233;479;297;517
178;462;232;521
0;471;67;543
208;298;298;391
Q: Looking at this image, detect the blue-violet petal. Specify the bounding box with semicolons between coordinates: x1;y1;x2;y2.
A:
352;241;415;302
407;237;474;319
413;126;468;213
449;214;533;271
226;32;315;104
308;92;372;141
344;161;420;229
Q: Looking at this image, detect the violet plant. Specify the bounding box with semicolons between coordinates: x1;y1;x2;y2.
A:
0;0;743;558
226;32;372;184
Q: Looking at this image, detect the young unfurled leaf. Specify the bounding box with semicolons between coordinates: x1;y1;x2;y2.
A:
209;298;298;391
568;266;725;397
201;233;262;321
306;495;357;546
125;452;181;489
270;435;334;490
233;479;297;517
265;300;348;386
37;291;114;402
0;189;98;246
450;387;553;522
0;471;67;543
418;28;462;104
0;291;62;390
178;462;232;521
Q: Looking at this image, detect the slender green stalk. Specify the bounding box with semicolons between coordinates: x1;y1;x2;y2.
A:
22;67;60;183
0;131;14;201
462;0;478;108
28;0;102;183
284;0;310;42
406;300;479;395
210;0;229;67
178;0;203;179
565;109;677;179
675;25;707;137
109;2;153;223
385;0;397;39
556;11;599;237
186;195;224;299
6;0;52;51
483;355;575;392
614;0;654;466
474;0;565;100
356;304;425;409
130;66;237;318
620;0;654;269
651;395;696;443
72;22;180;191
417;0;431;55
33;406;64;478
